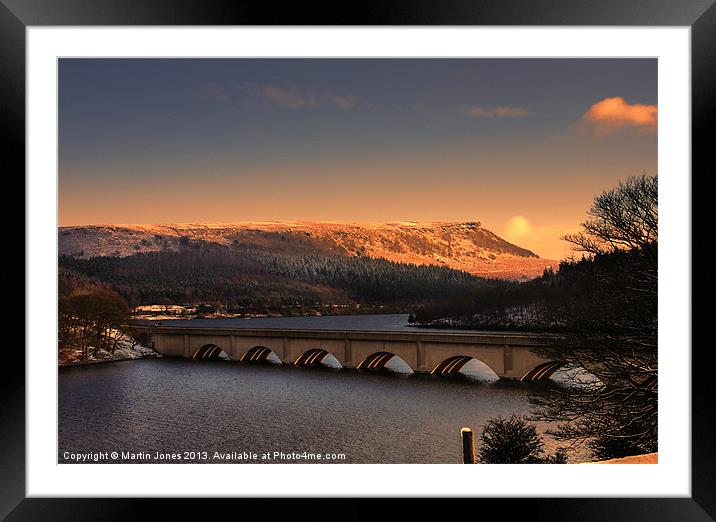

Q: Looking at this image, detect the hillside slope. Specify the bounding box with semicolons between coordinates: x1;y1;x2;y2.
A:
59;221;555;280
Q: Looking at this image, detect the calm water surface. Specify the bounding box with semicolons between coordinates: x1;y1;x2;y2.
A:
59;358;587;464
133;313;527;334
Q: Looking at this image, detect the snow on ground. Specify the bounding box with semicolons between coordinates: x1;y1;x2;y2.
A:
59;336;161;366
58;221;556;280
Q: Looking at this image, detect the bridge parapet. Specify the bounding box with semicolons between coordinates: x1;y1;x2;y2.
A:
131;325;560;380
132;325;556;344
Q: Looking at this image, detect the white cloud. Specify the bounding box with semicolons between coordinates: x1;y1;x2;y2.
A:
198;82;357;110
244;84;357;110
469;106;530;119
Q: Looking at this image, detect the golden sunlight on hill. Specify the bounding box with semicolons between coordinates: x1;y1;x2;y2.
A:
59;221;557;281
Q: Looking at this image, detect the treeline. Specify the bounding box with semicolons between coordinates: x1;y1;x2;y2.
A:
58;269;144;360
415;247;657;332
58;242;495;311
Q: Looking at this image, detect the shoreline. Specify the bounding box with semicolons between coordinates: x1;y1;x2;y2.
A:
59;353;161;368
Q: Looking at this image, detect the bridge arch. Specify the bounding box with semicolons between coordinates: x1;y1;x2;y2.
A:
241;346;282;365
431;355;500;382
521;362;606;389
192;344;230;361
357;352;413;374
294;348;342;369
520;361;565;382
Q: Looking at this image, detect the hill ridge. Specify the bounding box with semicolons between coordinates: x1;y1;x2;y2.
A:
59;221;554;280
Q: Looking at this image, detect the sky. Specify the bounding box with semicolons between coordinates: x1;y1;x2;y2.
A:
59;58;657;259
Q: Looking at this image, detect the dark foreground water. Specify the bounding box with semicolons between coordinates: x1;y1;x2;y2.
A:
59;358;587;464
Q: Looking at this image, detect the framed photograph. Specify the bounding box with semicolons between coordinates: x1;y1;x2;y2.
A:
6;0;713;518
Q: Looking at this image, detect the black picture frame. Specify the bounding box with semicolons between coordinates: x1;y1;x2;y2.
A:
4;0;712;519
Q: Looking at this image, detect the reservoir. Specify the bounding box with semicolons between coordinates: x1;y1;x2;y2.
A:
60;314;586;464
132;312;516;334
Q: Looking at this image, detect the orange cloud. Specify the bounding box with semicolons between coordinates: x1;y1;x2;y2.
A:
581;97;657;137
469;106;529;119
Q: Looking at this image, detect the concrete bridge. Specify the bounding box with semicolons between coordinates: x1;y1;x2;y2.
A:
132;325;562;381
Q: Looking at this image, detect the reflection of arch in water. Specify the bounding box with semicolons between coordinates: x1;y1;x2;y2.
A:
294;348;342;369
520;361;565;382
241;346;281;365
193;344;230;361
430;355;499;382
357;352;413;374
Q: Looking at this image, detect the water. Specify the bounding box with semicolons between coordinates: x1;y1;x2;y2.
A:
132;313;529;335
59;358;588;464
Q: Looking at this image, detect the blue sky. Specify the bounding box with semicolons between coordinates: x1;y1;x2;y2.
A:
59;58;657;258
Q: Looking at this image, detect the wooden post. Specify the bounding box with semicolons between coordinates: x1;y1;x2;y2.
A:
461;427;475;464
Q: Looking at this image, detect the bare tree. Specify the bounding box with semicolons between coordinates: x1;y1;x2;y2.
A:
530;175;658;460
58;288;130;359
564;174;657;262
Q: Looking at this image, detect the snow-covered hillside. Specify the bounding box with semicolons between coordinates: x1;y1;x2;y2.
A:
59;221;555;280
